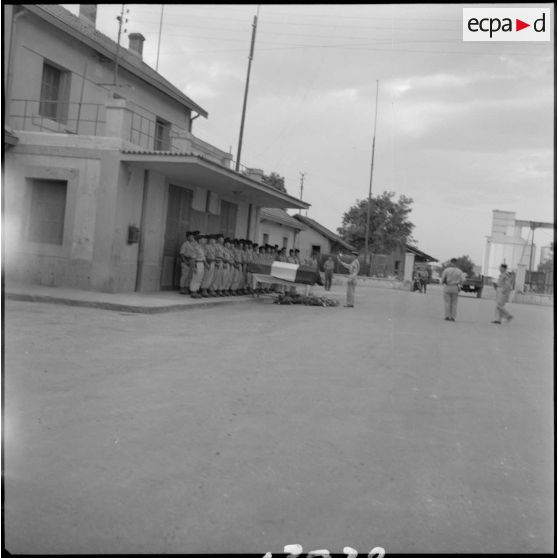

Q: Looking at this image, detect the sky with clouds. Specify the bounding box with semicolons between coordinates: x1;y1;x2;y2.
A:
64;3;555;265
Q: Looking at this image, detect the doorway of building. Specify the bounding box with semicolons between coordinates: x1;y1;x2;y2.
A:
160;185;193;290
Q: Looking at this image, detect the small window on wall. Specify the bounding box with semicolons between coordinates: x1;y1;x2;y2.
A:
263;233;269;245
312;245;321;254
26;179;67;245
283;237;288;248
154;118;171;151
39;61;70;123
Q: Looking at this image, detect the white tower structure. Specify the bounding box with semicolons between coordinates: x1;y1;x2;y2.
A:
482;210;534;278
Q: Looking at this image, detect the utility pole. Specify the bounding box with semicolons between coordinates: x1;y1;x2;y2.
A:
235;6;260;172
364;80;379;270
156;5;165;72
299;172;305;214
114;4;129;87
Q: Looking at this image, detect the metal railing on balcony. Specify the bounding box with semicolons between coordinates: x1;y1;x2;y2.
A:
7;98;233;167
8;99;106;136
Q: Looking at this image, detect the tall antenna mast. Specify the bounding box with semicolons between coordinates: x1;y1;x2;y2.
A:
364;80;380;259
156;5;165;72
114;4;129;87
235;5;260;172
299;172;305;214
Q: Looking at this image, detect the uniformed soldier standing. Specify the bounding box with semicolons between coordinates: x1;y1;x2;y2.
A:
179;231;196;295
189;233;207;298
337;251;360;307
200;234;217;297
243;240;254;294
441;258;466;321
231;239;242;295
222;238;234;295
212;233;225;296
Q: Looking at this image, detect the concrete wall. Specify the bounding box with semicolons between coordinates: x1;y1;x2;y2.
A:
4;145;104;289
136;171;168;291
7;8;191;141
259;220;299;250
295;227;332;261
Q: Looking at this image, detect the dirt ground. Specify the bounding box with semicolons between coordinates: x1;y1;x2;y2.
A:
3;285;554;554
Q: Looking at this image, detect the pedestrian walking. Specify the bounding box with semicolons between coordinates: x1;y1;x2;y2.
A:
324;256;335;291
419;268;429;293
492;263;514;324
337;251;360;307
441;258;465;321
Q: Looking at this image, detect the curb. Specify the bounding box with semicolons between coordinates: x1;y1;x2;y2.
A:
5;293;259;314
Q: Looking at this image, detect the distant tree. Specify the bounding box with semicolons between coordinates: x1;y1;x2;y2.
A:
337;191;415;253
262;172;287;193
441;255;476;276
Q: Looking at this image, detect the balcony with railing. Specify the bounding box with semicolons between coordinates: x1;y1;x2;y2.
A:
7;98;233;168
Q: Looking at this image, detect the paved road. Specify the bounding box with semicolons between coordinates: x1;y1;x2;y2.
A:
3;285;554;554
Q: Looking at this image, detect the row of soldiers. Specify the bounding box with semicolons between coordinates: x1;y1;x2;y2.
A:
179;230;310;298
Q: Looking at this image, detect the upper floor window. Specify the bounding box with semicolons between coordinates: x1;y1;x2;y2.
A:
39;61;70;123
154;118;171;151
26;178;67;245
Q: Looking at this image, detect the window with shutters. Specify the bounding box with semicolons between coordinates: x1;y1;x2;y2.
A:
154;118;171;151
39;61;70;123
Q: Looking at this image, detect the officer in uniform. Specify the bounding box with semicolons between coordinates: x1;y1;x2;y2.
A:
231;239;242;295
189;233;207;298
200;234;217;297
212;233;225;296
245;240;255;294
179;231;196;295
222;238;234;295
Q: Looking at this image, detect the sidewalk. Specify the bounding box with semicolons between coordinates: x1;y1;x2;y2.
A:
4;282;261;314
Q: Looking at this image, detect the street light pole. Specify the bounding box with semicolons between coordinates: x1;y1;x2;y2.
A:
364;80;379;271
235;6;260;172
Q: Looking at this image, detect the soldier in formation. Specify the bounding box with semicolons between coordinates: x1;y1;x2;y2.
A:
179;235;316;298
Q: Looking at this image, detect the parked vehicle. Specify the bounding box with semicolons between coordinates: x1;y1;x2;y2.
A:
460;274;484;298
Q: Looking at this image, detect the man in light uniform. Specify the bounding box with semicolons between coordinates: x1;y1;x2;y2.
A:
200;234;217;297
189;233;207;299
212;233;225;296
222;238;234;295
492;263;514;324
179;231;196;295
441;258;465;321
337;251;360;307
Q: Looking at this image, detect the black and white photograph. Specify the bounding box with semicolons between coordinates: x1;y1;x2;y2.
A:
2;2;555;555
